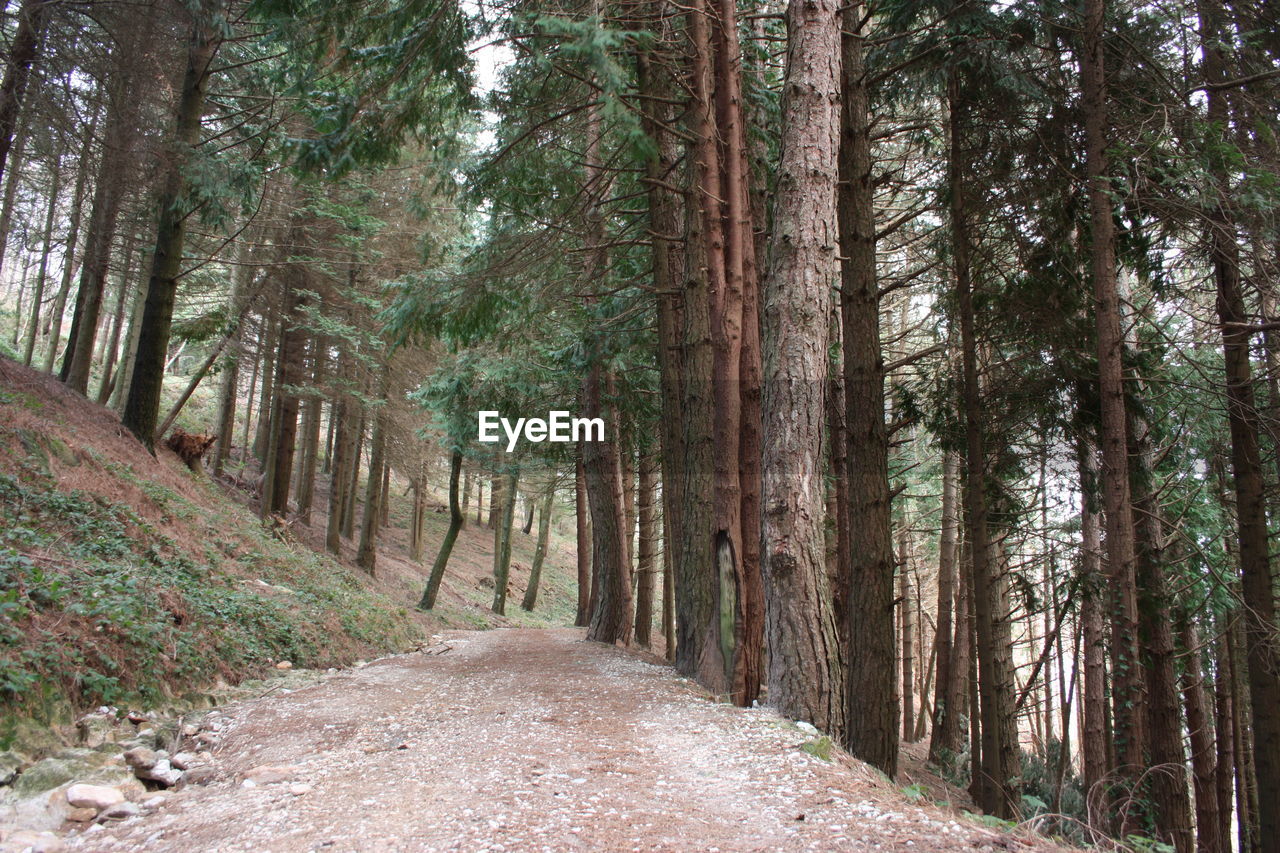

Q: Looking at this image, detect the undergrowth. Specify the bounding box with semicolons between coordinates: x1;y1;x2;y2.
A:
0;449;421;732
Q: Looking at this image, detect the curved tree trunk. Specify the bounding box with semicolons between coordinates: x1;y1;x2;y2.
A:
420;450;464;610
522;485;555;612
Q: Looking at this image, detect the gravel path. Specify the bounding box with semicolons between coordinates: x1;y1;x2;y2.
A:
66;629;1052;852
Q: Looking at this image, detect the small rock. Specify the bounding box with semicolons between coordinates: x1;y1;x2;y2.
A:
67;807;98;822
138;759;182;788
66;783;124;810
101;801;142;820
275;661;293;670
142;795;166;809
122;748;158;771
74;712;119;749
244;765;296;785
0;830;64;852
169;752;203;771
179;724;198;738
796;721;821;736
182;767;217;787
288;783;312;796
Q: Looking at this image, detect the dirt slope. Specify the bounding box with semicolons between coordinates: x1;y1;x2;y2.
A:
65;629;1059;853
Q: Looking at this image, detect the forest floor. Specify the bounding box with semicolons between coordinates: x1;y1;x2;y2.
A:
63;629;1063;853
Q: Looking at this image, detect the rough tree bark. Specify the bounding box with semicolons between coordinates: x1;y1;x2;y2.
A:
839;0;897;776
760;0;843;735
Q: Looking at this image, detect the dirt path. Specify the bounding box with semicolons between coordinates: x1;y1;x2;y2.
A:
66;629;1051;852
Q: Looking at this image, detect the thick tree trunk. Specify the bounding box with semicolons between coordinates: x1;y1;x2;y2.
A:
584;369;632;644
674;0;761;703
419;450;463;610
838;0;897;777
759;0;843;736
521;485;555;612
121;7;220;447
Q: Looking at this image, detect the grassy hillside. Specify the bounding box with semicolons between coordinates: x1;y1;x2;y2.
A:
0;358;581;742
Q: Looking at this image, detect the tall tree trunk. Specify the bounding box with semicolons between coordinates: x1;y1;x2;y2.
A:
1078;436;1110;834
584;370;632;644
262;276;307;518
252;307;279;461
900;526;915;743
22;153;60;366
491;469;518;615
95;234;136;404
213;225;267;475
419;450;463;610
575;458;591;627
759;0;843;735
1214;623;1236;853
356;400;387;574
930;451;961;761
109;272;145;412
342;414;364;539
62;32;150;395
522;485;555;612
326;398;351;555
1181;619;1223;853
633;453;658;645
950;71;1019;817
42;113;94;375
838;0;897;777
636;0;685;661
0;0;50;186
121;6;220;447
1199;6;1280;847
1080;0;1147;827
